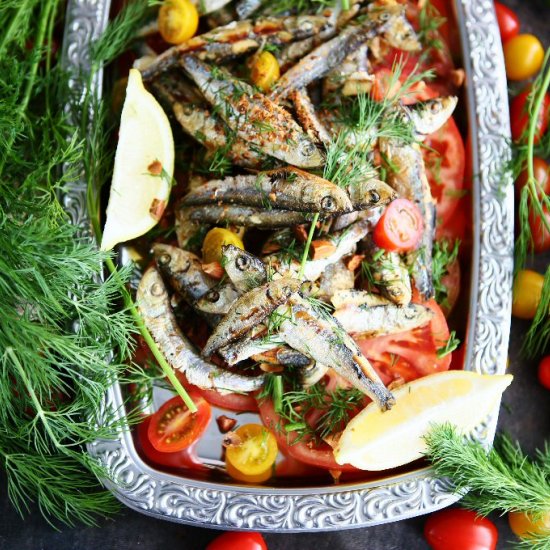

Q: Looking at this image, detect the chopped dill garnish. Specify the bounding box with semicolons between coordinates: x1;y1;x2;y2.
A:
436;330;460;358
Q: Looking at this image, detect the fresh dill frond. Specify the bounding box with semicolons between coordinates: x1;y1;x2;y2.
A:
417;1;446;52
522;265;550;359
432;239;460;309
268;0;337;15
425;424;550;518
513;49;550;273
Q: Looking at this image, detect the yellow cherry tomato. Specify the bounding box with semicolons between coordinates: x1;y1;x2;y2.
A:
512;269;544;319
504;34;544;81
509;511;550;538
225;424;278;481
250;51;280;92
158;0;198;45
201;227;244;264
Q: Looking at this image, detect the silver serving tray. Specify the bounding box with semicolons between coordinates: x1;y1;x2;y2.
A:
61;0;513;531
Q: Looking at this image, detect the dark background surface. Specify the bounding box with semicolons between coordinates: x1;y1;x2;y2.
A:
1;1;550;549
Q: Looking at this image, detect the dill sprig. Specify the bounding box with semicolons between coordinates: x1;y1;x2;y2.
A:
522;265;550;359
514;48;550;273
425;425;550;518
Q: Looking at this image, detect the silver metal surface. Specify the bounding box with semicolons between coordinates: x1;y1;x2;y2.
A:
61;0;513;531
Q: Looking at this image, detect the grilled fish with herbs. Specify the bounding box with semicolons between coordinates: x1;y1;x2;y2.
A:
221;244;267;292
202;277;302;356
137;267;263;392
181;56;324;168
181;167;353;213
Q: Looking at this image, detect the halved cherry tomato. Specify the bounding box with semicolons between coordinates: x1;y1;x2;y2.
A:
135;417;208;472
516;157;550;199
206;531;267;550
423;117;466;227
357;297;452;383
512;269;544;319
537;356;550;390
424;508;498;550
494;2;520;43
250;51;280;92
509;510;550;538
225;423;278;482
158;0;198;45
504;34;544;81
510;88;550;144
147;393;211;452
373;198;424;252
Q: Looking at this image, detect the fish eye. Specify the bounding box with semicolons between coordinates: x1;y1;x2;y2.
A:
181;259;191;272
321;195;336;211
299;20;314;32
157;253;171;266
206;290;220;303
151;282;165;297
236;255;250;271
299;139;317;158
379;12;391;21
368;190;380;204
430;102;442;113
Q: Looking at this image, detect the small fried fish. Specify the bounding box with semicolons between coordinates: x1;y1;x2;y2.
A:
221;244;267;292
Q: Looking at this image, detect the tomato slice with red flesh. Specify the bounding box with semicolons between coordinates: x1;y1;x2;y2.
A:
423;117;466;227
135;416;209;472
356;297;452;384
257;397;359;472
373;198;424;252
147;393;211;452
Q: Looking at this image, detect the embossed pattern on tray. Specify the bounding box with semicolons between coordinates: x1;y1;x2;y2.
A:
61;0;513;531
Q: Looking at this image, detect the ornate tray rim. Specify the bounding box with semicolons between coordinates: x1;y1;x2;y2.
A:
61;0;513;532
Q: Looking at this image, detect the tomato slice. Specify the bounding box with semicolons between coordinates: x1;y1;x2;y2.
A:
147;393;211;452
423;117;466;227
257;397;358;472
135;417;208;472
438;254;461;317
373;198;424;252
357;297;452;383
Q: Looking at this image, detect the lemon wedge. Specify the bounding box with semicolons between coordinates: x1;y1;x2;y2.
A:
101;69;174;251
334;370;513;471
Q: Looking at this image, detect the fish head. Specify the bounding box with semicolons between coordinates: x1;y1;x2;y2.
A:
196;288;222;312
137;267;169;307
153;243;198;276
288;135;324;169
222;244;265;275
355;179;397;209
368;3;421;52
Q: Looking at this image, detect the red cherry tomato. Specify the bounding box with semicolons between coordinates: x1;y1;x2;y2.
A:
373;198;424;252
423;117;466;227
206;531;267;550
510;88;550;144
147;393;211;452
494;2;520;43
516;157;550;200
135;417;208;472
528;206;550;253
424;508;498;550
538;356;550;390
